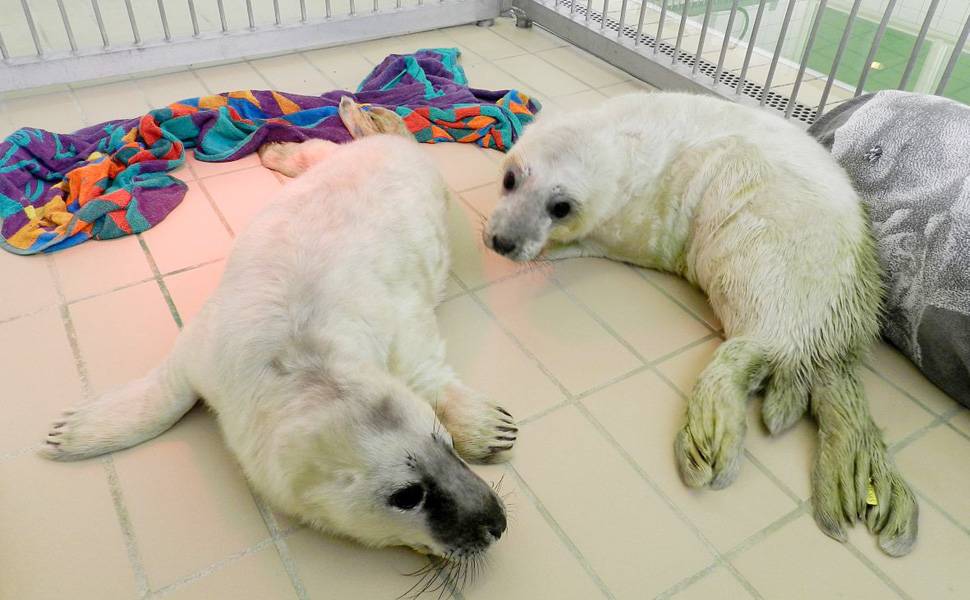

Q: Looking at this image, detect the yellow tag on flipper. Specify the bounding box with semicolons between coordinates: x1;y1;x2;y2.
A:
866;482;878;506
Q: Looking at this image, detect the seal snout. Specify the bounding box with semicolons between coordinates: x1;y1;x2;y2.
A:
490;235;518;257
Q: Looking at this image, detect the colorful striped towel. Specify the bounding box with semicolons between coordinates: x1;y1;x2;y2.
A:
0;48;540;255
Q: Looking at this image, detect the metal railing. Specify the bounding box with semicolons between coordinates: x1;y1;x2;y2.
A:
514;0;970;124
0;0;502;92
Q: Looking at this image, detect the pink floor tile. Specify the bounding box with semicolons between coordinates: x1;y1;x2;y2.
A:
200;167;283;235
51;235;153;302
164;261;226;325
140;182;233;275
68;281;179;395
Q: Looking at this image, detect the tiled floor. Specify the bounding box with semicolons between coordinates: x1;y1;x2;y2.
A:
2;15;970;600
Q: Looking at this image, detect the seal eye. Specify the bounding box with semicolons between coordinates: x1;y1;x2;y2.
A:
549;201;572;219
502;170;516;191
389;484;425;510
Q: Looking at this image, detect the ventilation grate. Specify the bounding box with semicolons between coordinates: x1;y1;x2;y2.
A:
545;0;818;123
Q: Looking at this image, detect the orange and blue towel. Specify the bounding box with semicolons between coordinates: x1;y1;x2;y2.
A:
0;48;540;255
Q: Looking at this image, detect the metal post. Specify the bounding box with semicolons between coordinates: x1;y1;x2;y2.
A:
817;0;863;117
936;12;970;95
216;0;229;32
601;0;609;30
655;0;669;55
617;0;628;38
737;0;768;94
693;0;715;75
300;0;307;22
186;0;200;37
54;0;78;52
634;0;647;46
898;0;940;90
273;0;281;25
760;0;797;105
786;0;827;117
713;0;741;86
124;0;141;44
156;0;172;41
245;0;255;30
855;0;897;95
672;0;690;65
20;0;44;56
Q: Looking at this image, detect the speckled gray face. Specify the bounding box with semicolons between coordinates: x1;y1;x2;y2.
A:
485;164;577;261
390;434;506;558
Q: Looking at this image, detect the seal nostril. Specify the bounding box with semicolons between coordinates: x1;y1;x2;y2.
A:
485;509;507;540
491;235;517;256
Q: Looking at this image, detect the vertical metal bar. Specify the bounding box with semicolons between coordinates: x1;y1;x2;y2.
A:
856;0;898;95
156;0;172;41
375;0;379;12
570;0;576;17
245;0;255;29
817;0;863;116
326;0;332;18
585;0;592;23
0;31;9;60
714;0;741;86
273;0;281;24
759;0;797;105
186;0;199;36
693;0;715;75
300;0;307;22
350;0;356;16
124;0;141;44
617;0;628;38
737;0;768;95
216;0;228;32
634;0;647;46
655;0;669;55
898;0;940;90
396;0;402;9
785;0;827;117
936;12;970;95
20;0;44;56
601;0;609;30
672;0;690;65
54;0;77;51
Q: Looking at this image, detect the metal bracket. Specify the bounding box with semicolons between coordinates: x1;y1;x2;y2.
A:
507;6;533;28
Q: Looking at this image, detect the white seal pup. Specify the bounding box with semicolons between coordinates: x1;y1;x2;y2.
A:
42;99;517;566
483;92;917;556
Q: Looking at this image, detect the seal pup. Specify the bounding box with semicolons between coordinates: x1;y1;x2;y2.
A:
483;92;917;556
42;99;517;568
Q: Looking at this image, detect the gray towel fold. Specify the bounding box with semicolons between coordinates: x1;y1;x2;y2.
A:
809;90;970;407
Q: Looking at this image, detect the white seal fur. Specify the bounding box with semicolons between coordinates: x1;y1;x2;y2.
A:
43;101;516;562
484;92;917;556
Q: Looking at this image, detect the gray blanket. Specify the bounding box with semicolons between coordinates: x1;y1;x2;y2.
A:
809;90;970;408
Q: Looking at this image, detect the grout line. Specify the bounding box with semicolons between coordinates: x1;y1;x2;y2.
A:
253;495;310;600
630;265;720;334
47;256;152;595
104;455;152;598
505;465;615;599
912;487;970;538
843;540;912;600
0;301;62;325
574;401;764;600
195;177;241;238
653;563;720;600
137;236;184;329
861;361;948;417
149;537;280;598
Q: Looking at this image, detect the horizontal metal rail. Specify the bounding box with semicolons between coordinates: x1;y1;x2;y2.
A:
0;0;502;92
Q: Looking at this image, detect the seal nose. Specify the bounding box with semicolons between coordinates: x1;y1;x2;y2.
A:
491;235;517;256
484;509;507;540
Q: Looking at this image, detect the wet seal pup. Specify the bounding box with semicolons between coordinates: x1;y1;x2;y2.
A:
42;99;518;574
484;92;918;556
